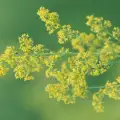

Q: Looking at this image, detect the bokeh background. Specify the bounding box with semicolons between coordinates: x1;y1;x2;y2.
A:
0;0;120;120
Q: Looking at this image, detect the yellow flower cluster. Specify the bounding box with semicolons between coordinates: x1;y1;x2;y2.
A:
92;90;104;112
37;7;60;34
0;34;48;81
100;42;120;63
57;25;79;44
72;32;103;52
112;27;120;40
37;7;79;44
19;34;33;54
32;44;44;54
0;7;120;112
116;76;120;83
14;55;42;80
0;65;9;76
45;83;76;104
103;81;120;100
86;15;112;33
45;61;87;104
37;7;120;112
0;46;17;68
92;76;120;112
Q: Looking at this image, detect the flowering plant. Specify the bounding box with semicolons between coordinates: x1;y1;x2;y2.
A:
1;7;120;112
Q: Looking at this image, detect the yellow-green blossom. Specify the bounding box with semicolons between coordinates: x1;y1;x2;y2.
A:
57;25;79;44
37;7;60;34
0;7;120;113
112;27;120;40
19;34;33;54
0;65;9;76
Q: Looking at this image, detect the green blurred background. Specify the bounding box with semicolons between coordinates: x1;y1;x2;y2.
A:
0;0;120;120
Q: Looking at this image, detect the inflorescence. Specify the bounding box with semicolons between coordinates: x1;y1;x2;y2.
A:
0;7;120;112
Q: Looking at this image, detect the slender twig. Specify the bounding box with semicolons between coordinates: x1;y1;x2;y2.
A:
39;52;120;57
88;85;106;89
88;84;120;89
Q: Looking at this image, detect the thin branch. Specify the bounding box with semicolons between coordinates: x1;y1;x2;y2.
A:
88;84;120;89
39;52;120;57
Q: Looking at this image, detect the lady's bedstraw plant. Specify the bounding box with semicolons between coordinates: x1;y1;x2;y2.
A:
0;7;120;112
